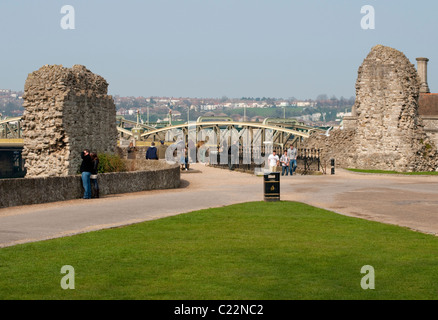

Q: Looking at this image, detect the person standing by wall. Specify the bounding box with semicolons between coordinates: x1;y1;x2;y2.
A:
146;142;158;160
80;149;93;199
127;140;137;159
157;140;168;160
90;152;100;198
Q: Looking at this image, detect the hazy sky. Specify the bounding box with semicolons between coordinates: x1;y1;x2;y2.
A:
0;0;437;99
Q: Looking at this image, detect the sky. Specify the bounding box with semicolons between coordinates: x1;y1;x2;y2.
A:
0;0;437;100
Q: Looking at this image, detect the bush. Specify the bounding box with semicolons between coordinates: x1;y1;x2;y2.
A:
97;153;127;173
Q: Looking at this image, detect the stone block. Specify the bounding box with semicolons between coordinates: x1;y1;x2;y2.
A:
22;65;118;177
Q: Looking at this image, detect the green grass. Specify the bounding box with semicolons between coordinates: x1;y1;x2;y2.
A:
1;201;438;300
347;168;438;175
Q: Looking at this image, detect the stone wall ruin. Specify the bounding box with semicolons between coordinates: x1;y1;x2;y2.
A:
22;65;118;177
304;45;438;172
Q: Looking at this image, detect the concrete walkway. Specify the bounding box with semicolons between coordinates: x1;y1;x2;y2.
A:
1;164;438;248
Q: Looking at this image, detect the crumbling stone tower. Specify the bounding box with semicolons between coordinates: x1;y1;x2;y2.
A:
351;45;437;171
22;65;118;177
304;45;438;172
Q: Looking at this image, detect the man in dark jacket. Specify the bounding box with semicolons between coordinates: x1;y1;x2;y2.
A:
80;149;93;199
146;142;158;160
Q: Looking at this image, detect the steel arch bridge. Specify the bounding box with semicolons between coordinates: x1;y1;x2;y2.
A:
134;117;324;149
0;117;22;139
0;116;325;149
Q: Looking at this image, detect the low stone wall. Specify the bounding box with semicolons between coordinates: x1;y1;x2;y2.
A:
303;129;357;169
119;146;148;160
0;162;180;208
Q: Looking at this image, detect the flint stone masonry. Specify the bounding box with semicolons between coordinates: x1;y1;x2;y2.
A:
304;45;438;172
418;93;438;146
421;116;438;147
22;65;118;177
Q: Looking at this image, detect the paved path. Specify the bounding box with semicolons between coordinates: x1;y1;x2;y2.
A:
1;165;438;248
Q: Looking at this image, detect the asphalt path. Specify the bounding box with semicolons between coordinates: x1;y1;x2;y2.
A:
1;164;438;248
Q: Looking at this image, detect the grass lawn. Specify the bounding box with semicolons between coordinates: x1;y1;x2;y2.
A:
1;201;438;300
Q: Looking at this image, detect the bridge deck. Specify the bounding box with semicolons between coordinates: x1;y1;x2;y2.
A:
0;139;23;148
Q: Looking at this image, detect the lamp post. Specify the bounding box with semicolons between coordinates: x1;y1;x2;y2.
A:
147;106;149;125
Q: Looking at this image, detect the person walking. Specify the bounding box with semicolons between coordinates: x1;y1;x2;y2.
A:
180;147;188;171
287;145;298;175
267;150;280;173
80;149;93;199
90;152;100;198
280;150;290;176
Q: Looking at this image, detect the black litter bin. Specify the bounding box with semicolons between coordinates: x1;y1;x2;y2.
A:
264;172;280;202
